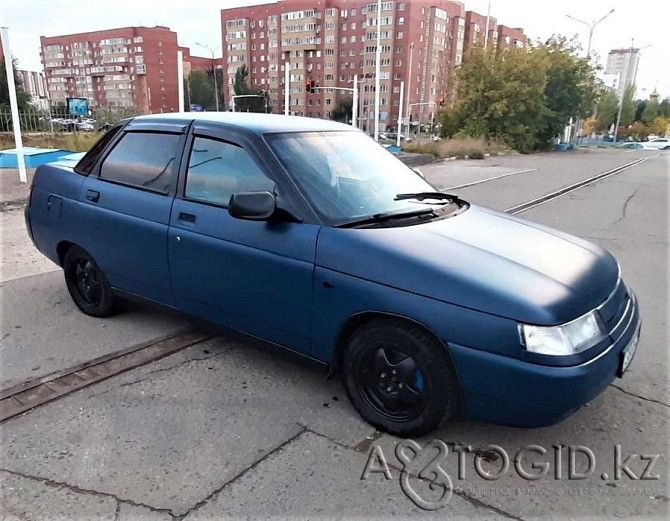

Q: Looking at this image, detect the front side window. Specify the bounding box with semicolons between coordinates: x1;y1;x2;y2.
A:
99;132;180;193
185;137;274;206
266;131;438;225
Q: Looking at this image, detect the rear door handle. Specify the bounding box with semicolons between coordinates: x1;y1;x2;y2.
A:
86;190;100;202
178;212;196;224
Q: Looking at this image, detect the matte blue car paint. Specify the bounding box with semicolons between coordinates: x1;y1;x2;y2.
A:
315;205;619;326
449;294;640;427
26;113;640;429
168;198;319;353
76;176;176;305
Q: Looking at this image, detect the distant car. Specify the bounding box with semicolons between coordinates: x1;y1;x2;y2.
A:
618;142;655;150
645;137;670;150
26;113;641;437
76;122;95;132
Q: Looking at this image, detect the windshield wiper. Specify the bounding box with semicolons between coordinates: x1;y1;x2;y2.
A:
394;191;459;202
335;208;436;228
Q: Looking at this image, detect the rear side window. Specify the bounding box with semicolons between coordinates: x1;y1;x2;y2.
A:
100;132;180;193
74;126;122;175
184;136;274;207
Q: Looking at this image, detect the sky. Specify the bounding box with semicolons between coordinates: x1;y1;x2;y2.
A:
2;0;668;99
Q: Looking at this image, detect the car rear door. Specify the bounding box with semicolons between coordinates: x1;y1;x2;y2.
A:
168;124;319;354
77;120;188;305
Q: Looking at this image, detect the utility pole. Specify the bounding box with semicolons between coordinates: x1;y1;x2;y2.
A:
397;81;404;148
613;38;642;143
374;0;381;141
405;43;414;140
352;75;358;129
284;61;290;115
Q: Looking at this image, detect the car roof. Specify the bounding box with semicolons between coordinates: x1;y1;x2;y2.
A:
128;112;358;135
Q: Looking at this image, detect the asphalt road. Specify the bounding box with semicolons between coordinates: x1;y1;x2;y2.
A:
0;149;667;520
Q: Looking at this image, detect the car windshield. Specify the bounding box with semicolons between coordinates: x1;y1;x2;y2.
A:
266;131;443;225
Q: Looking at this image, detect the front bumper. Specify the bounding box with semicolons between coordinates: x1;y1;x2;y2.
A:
449;291;641;428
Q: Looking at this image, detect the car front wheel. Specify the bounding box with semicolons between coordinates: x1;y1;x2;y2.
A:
63;245;117;317
343;319;459;437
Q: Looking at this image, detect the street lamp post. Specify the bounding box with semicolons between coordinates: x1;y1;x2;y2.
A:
196;42;221;111
565;9;615;57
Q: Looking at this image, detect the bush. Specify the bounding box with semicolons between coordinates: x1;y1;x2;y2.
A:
403;136;506;159
0;132;101;152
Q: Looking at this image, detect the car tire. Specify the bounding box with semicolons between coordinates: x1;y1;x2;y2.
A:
343;318;459;437
63;245;118;318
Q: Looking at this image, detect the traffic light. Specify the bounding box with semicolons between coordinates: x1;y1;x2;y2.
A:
306;80;319;93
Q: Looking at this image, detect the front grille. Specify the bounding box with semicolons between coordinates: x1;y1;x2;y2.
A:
598;279;629;333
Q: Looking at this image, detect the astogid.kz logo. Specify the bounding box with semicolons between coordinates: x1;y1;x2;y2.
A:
360;440;662;511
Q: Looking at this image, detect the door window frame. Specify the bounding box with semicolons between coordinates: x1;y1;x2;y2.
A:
91;125;189;197
181;133;275;209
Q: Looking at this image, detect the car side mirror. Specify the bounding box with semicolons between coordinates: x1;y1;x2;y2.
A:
412;168;425;179
228;191;276;221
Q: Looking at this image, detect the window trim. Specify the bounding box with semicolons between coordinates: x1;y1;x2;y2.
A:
73;122;126;175
181;133;275;210
95;130;184;196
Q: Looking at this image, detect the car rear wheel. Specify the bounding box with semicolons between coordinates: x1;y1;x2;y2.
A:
63;245;117;317
343;319;459;437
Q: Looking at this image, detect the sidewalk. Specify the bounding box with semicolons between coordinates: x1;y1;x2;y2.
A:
0;168;34;206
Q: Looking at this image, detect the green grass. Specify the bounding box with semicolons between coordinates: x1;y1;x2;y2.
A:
0;132;102;152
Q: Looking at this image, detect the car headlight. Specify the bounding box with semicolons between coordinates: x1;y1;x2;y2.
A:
519;310;607;356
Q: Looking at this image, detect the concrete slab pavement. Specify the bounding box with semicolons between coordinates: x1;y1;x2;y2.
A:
0;270;193;393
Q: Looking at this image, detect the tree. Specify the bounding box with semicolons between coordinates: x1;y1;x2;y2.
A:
650;116;669;137
233;64;266;113
659;98;670;118
634;100;647;122
187;69;215;110
438;38;597;152
597;91;619;131
619;85;636;127
641;100;659;124
331;97;352;122
0;58;30;112
533;36;596;148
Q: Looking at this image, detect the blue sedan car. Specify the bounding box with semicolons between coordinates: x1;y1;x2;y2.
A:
25;113;641;436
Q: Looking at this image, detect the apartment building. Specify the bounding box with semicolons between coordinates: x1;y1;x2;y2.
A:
18;70;49;109
221;0;525;131
496;25;525;50
179;46;225;77
40;26;179;114
605;48;640;99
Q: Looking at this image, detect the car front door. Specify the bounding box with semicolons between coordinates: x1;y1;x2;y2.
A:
77;120;187;305
168;125;320;353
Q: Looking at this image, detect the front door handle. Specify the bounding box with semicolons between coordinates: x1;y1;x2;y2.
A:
86;190;100;202
178;212;196;224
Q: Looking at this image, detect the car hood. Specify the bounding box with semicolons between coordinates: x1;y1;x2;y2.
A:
315;205;619;325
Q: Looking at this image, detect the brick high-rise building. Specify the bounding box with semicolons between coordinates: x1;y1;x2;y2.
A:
220;0;524;131
40;26;180;114
463;10;497;53
496;25;525;50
